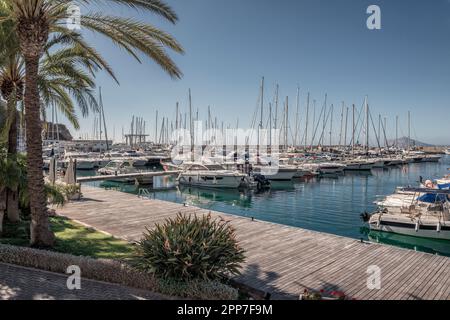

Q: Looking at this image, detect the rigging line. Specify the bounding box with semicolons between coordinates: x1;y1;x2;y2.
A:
317;104;333;147
349;100;364;146
368;109;382;151
355;103;366;145
308;102;326;149
380;115;390;148
247;90;261;146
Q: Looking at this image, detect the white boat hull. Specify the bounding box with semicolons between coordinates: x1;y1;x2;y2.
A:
261;169;297;181
178;174;245;188
71;160;95;170
369;214;450;240
294;169;313;178
319;167;345;174
372;160;386;168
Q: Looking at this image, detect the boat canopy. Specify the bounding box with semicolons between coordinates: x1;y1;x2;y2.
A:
398;187;450;195
417;193;448;203
438;183;450;190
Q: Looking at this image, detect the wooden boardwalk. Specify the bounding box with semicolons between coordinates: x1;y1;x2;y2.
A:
56;186;450;300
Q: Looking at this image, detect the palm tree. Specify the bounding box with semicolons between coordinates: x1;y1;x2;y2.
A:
0;31;110;226
0;0;183;247
0;152;22;235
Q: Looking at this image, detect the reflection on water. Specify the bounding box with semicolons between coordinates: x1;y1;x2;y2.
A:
85;156;450;256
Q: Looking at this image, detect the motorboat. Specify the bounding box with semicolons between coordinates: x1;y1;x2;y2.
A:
98;159;153;184
421;155;442;163
343;158;375;171
367;187;450;240
62;151;97;170
252;164;298;181
301;162;345;175
177;164;253;189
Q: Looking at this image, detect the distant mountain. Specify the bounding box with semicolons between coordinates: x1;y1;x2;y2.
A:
387;137;434;148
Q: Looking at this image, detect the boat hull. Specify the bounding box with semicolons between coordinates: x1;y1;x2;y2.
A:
369;214;450;240
178;174;245;188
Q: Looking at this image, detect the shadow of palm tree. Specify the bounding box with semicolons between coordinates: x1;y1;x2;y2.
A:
232;263;298;300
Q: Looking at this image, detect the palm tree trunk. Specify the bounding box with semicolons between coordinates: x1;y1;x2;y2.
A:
6;188;20;223
6;101;20;223
23;55;54;247
0;187;5;236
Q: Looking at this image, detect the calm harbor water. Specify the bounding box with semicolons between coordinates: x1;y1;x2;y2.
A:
83;155;450;256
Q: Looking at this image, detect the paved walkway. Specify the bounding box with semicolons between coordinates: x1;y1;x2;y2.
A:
0;263;166;300
57;186;450;300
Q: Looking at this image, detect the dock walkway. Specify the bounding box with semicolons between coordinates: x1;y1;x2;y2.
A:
57;186;450;300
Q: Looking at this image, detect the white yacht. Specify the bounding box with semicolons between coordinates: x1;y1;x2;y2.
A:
177;164;252;189
368;187;450;240
343;158;375;171
445;148;450;155
302;162;345;175
103;151;148;167
63;153;96;170
421;155;442;163
252;164;298;181
98;159;153;184
121;150;149;166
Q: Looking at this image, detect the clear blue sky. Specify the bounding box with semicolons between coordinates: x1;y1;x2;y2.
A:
66;0;450;145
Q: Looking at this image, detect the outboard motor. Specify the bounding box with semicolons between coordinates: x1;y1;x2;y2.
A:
360;211;371;222
253;174;271;191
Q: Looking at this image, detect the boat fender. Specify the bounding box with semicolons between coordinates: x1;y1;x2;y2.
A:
437;222;441;233
377;216;381;228
415;222;420;232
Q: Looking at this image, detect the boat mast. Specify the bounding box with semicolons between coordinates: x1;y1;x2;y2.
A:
329;104;333;148
258;77;264;157
365;97;369;155
312;99;316;150
285;96;289;150
189;89;194;160
321;94;327;147
339;102;344;147
155;110;158;144
295;86;300;147
269;102;272;148
352;104;355;155
274;84;279;130
343;105;348;147
378;114;381;151
395;115;399;149
51;102;55;140
175;102;179;131
407;110;411;152
304;92;310;151
99;87;109;151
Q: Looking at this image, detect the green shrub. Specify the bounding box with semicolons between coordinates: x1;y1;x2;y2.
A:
0;244;159;292
133;213;245;281
156;278;238;300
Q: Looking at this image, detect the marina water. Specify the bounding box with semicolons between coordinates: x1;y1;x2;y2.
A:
84;155;450;257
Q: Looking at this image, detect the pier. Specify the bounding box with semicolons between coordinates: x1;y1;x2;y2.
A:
56;186;450;300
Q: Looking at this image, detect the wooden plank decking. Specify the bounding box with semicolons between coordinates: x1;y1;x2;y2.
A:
56;186;450;300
